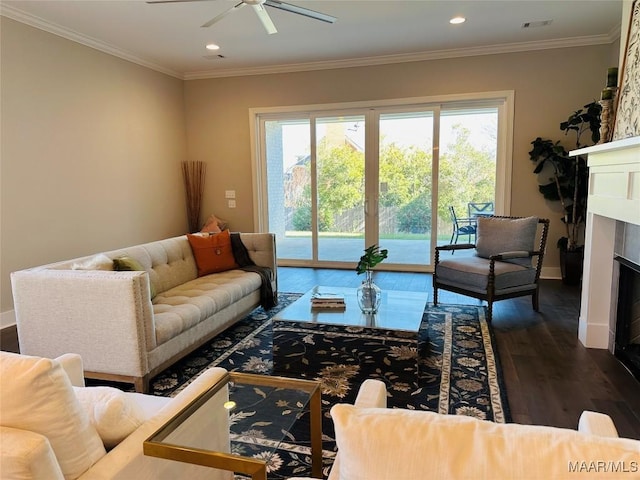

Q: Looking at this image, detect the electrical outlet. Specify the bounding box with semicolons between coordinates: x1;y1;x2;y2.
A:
228;199;236;208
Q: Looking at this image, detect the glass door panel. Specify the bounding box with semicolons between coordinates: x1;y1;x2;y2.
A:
316;115;366;262
437;108;498;257
260;102;501;270
378;111;434;267
265;119;312;260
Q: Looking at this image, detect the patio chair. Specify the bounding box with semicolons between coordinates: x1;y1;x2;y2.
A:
448;206;477;247
468;201;494;217
433;215;550;322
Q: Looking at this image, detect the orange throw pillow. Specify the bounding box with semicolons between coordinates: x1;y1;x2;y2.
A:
187;230;238;277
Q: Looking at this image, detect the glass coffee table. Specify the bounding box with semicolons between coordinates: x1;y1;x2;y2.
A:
144;372;322;480
272;286;429;376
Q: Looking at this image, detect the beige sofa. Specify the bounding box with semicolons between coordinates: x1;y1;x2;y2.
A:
292;379;640;480
11;233;276;392
0;352;233;480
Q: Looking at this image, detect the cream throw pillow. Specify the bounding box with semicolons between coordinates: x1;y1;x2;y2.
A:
73;386;146;449
331;404;640;480
71;254;113;271
0;352;106;479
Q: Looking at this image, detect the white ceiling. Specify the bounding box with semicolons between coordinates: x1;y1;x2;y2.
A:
1;0;623;80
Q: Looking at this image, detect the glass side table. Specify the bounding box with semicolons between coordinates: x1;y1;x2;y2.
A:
144;372;323;480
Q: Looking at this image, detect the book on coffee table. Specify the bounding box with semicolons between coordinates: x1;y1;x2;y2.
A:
311;292;345;309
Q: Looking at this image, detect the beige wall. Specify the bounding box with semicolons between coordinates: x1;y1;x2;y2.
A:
185;43;618;274
1;18;188;316
0;13;623;320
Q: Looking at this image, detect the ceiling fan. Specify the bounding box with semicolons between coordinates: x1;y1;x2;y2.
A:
147;0;337;35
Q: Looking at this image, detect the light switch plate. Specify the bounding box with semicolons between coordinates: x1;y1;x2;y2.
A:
225;190;236;199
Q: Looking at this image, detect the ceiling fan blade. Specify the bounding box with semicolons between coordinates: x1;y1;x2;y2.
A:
201;2;245;28
252;4;277;35
264;0;336;24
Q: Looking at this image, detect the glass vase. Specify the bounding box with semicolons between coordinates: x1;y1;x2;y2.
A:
357;270;381;314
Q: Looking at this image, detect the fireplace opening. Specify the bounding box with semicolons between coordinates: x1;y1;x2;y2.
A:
614;256;640;381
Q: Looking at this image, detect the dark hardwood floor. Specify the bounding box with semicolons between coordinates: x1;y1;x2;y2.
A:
3;266;639;439
277;267;640;440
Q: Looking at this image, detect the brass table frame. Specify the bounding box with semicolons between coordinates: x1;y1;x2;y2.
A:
144;372;323;480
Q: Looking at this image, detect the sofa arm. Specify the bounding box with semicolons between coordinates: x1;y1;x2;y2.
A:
81;367;233;480
55;353;85;387
239;233;277;291
354;379;387;409
12;269;155;378
0;426;65;480
578;411;619;438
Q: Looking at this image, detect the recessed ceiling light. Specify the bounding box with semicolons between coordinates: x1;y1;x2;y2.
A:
206;43;220;51
450;16;466;25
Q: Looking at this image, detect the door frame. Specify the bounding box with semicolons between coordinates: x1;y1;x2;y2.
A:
249;91;514;272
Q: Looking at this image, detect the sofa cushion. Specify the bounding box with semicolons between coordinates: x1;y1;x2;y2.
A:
73;386;146;449
71;254;114;271
187;230;239;277
0;352;106;480
436;256;537;294
201;213;228;233
330;404;640;480
475;216;538;266
152;269;262;345
201;214;222;233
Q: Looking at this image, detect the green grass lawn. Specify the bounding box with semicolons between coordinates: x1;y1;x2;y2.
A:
285;231;453;241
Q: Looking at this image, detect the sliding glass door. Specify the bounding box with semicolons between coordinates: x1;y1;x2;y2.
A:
316;115;366;262
376;110;435;266
254;94;509;271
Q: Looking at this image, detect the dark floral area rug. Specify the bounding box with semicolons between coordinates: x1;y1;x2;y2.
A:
146;292;510;479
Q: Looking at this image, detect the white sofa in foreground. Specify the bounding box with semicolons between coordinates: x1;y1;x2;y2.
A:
0;352;233;480
292;379;640;480
11;232;276;392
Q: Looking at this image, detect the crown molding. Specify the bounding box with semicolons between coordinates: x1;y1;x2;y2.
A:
184;32;620;80
0;4;183;80
2;3;620;82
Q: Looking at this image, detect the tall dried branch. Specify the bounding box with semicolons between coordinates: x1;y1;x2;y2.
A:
181;161;206;233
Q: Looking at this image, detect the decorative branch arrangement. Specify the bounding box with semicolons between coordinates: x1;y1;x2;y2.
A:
181;161;207;233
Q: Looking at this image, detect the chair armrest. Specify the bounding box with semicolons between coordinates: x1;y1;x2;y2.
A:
435;243;476;252
490;250;543;261
55;354;85;387
83;367;232;480
0;426;65;480
353;379;387;409
490;250;531;261
578;411;619;438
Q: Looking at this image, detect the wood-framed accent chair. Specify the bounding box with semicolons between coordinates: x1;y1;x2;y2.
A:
433;216;550;322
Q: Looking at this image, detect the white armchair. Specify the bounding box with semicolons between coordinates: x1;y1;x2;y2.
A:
0;352;233;480
292;379;640;480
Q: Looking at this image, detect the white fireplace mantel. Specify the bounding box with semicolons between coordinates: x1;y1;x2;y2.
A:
570;136;640;349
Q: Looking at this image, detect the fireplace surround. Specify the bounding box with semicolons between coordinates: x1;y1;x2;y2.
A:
570;137;640;351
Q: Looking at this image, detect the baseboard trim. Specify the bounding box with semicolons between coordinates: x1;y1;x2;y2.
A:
1;310;16;330
541;266;562;280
